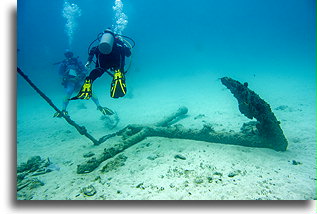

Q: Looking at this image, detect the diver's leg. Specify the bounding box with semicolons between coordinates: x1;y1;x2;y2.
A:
87;68;105;82
69;69;105;100
91;93;101;107
62;82;75;110
53;83;74;117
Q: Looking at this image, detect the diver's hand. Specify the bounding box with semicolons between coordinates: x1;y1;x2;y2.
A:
85;61;91;69
69;79;93;100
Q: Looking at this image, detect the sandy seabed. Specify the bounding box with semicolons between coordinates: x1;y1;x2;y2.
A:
16;72;316;200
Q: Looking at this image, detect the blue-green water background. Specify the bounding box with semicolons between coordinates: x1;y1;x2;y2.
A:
18;0;315;96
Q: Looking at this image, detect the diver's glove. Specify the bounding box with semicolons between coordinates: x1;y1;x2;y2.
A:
70;79;93;100
97;106;114;115
53;110;68;118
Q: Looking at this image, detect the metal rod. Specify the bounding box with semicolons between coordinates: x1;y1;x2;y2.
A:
17;67;99;145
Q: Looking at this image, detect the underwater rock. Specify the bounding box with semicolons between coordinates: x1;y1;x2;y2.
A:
17;156;60;192
174;154;186;160
147;154;159;160
194;178;204;184
82;185;97;196
228;170;241;178
17;163;29;173
275;105;295;112
194;114;205;120
274;105;289;111
100;154;127;173
17;178;44;191
28;178;45;189
211;172;223;184
213;172;223;177
17;156;56;175
28;156;43;172
17;180;31;191
207;177;213;183
83;151;95;158
291;160;302;165
136;182;145;189
17;172;27;182
169;183;175;188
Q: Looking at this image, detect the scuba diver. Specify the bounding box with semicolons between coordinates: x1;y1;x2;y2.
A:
70;28;134;101
54;49;114;117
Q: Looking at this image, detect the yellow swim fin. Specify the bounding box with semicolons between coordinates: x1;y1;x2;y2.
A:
70;79;93;100
110;69;126;98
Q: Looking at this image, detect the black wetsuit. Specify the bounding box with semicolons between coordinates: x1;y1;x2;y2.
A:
87;38;131;82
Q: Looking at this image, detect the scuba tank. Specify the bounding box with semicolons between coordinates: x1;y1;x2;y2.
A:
87;28;136;69
98;29;115;54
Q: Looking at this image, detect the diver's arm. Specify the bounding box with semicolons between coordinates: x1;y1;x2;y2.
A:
85;46;97;68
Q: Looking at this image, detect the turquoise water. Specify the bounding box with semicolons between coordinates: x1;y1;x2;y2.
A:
18;0;315;89
17;0;316;200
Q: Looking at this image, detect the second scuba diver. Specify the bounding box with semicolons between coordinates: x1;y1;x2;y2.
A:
70;28;133;103
54;49;114;117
